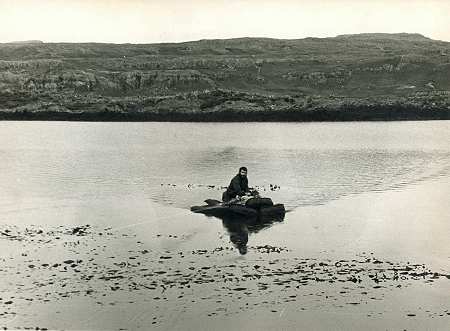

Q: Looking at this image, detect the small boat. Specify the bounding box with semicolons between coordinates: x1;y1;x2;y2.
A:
191;197;285;220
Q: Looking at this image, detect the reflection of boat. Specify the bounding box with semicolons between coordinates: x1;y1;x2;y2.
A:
190;197;285;220
192;197;285;255
191;197;285;255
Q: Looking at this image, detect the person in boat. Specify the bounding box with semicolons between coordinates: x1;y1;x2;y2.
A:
222;167;251;202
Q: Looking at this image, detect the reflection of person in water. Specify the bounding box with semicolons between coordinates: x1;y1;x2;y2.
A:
222;218;249;255
221;215;287;255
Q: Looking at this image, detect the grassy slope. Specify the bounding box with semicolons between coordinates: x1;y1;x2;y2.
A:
0;33;449;121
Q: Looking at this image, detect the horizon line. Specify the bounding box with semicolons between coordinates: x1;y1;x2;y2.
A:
2;32;448;45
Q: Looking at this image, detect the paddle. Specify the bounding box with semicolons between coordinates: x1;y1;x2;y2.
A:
204;199;222;206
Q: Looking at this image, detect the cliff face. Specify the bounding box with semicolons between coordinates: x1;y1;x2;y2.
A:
0;34;449;121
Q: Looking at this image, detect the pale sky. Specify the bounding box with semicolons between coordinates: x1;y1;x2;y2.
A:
1;0;449;43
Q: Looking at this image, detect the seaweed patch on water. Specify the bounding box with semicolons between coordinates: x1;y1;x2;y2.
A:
0;224;98;244
160;183;281;192
1;224;450;327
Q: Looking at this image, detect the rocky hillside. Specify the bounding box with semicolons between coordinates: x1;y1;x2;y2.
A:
0;34;449;121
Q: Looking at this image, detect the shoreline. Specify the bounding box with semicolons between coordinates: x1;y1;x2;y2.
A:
1;108;449;122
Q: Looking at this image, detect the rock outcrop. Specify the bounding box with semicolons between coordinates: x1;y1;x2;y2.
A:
0;34;449;121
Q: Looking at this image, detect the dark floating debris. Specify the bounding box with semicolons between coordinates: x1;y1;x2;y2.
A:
251;245;289;254
1;222;450;325
71;225;90;236
232;287;247;291
161;183;281;192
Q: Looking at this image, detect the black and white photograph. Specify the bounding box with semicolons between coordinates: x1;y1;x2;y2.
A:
1;0;449;330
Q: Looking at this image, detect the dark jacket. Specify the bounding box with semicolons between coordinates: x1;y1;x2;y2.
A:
223;174;249;201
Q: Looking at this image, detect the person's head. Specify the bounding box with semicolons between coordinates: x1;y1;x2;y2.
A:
238;166;247;177
238;244;248;255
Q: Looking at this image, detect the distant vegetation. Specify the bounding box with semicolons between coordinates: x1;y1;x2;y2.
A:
0;34;449;121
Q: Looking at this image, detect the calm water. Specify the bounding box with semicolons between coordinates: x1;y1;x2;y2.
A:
1;121;449;211
2;121;450;330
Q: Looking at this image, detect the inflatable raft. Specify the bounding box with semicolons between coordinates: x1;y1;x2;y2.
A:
191;197;285;219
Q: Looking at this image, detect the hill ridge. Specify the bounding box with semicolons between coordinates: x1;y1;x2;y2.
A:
0;33;449;121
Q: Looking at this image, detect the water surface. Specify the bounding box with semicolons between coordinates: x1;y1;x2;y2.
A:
2;121;449;211
1;121;450;330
